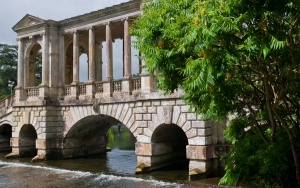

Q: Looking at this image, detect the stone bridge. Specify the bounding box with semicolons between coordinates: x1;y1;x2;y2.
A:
0;0;227;180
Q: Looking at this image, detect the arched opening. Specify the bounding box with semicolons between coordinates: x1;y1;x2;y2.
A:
151;124;189;171
19;124;37;157
0;124;12;152
26;44;42;87
62;115;137;174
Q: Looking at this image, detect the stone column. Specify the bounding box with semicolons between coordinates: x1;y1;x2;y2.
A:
17;38;24;87
41;31;49;86
15;38;26;101
58;32;65;99
72;31;79;84
58;32;65;86
124;17;132;78
86;27;96;99
24;57;29;87
96;42;103;81
105;22;113;80
88;27;96;82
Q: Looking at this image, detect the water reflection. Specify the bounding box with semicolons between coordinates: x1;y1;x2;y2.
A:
107;124;136;150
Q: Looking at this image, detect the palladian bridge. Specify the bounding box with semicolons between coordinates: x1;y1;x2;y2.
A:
0;0;227;180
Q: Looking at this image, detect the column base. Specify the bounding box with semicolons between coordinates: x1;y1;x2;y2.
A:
5;152;20;159
31;154;46;162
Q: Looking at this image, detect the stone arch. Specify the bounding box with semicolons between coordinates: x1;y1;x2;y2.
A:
24;40;43;87
0;119;13;127
62;103;137;158
19;124;37;157
139;105;199;144
0;123;12;152
64;103;136;137
149;123;189;170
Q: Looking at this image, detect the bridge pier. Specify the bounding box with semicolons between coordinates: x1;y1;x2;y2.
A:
62;136;108;158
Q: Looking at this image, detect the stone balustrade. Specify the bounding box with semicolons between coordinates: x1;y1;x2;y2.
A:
0;95;15;117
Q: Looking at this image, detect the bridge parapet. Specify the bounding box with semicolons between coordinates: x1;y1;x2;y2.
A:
0;95;15;118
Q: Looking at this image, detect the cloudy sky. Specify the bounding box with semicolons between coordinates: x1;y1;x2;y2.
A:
0;0;139;81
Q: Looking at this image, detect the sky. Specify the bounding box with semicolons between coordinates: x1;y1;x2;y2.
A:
0;0;138;82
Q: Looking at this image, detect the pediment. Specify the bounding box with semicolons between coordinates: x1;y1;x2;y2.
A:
13;14;45;31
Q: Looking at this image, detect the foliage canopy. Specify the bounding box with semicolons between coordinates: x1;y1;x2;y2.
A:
0;43;42;100
0;44;17;99
132;0;300;186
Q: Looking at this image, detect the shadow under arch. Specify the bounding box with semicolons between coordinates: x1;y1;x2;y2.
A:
150;123;189;171
62;114;136;159
19;124;37;157
0;124;12;152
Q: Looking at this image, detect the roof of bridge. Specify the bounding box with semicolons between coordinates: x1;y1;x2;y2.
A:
12;0;141;33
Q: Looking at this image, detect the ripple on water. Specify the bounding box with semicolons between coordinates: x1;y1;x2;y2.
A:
0;161;201;188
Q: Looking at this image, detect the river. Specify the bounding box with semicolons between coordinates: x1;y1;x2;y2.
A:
0;125;221;188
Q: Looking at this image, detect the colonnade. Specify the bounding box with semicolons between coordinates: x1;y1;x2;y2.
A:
14;15;148;101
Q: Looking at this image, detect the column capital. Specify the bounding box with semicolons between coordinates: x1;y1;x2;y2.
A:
121;17;130;22
106;21;111;26
29;35;37;43
16;37;23;42
87;26;95;30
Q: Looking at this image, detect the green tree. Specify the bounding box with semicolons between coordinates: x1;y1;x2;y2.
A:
0;44;18;99
0;44;42;99
132;0;300;186
35;51;42;85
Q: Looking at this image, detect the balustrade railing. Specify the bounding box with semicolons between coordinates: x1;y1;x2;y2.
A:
79;84;86;95
132;77;141;91
60;77;142;98
26;87;39;97
0;99;5;109
95;82;104;94
64;85;71;96
0;94;15;113
113;80;122;93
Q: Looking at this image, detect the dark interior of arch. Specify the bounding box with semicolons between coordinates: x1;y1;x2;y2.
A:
151;124;189;170
19;124;37;157
63;115;121;158
0;124;12;152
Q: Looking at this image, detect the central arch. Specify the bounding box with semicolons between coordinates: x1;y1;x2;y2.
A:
62;114;136;158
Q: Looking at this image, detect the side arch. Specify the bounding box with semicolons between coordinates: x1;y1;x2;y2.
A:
23;40;43;87
0;123;12;152
18;124;38;157
0;119;13;127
